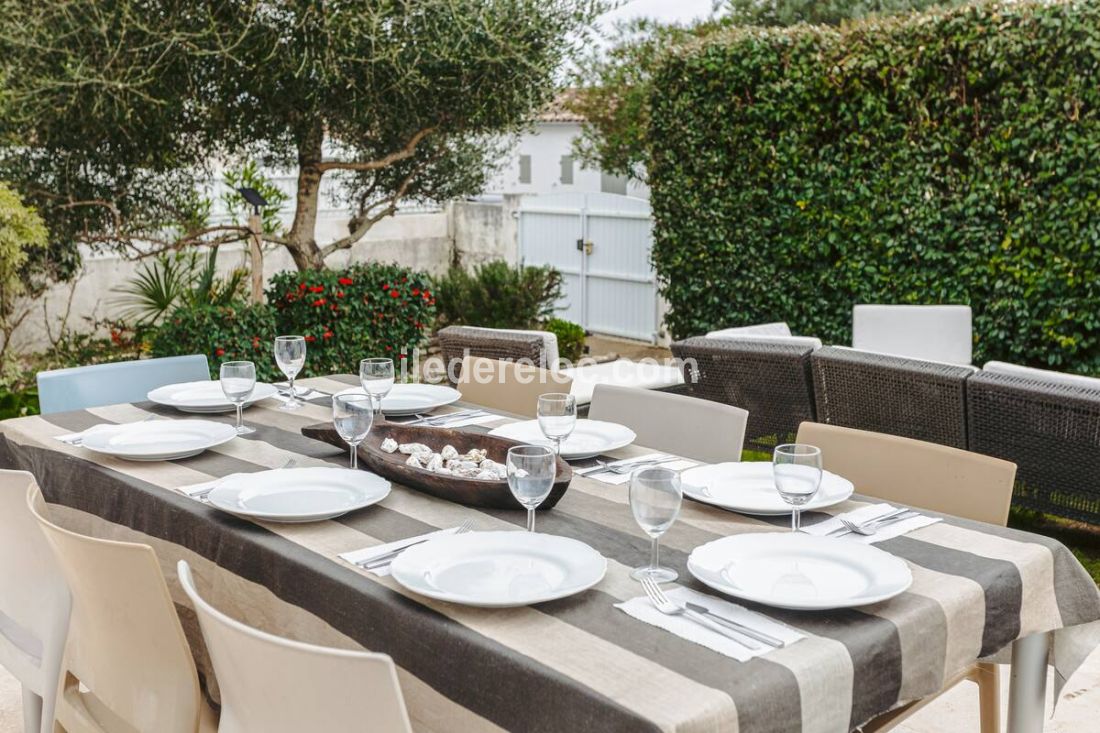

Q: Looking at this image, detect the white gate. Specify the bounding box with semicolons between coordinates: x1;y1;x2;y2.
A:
517;192;657;343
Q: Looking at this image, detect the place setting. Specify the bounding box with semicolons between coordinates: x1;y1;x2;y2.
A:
613;444;916;663
342;442;607;608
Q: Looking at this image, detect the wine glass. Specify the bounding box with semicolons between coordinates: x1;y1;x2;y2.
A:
274;335;307;410
773;443;823;532
332;392;374;469
629;466;682;583
220;361;257;435
537;393;576;457
359;358;395;416
506;445;556;532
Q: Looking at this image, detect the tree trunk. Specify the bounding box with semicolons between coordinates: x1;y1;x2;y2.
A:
286;126;327;270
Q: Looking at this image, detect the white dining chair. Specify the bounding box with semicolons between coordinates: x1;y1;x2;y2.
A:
852;304;972;365
0;471;70;733
27;488;215;733
795;421;1015;732
177;560;412;733
588;384;748;463
36;354;210;414
457;356;572;418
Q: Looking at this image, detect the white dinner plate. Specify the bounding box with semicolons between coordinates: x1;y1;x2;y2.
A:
148;380;279;414
336;384;462;416
688;532;912;610
207;467;390;523
80;420;236;461
390;531;607;607
681;462;854;515
488;419;636;460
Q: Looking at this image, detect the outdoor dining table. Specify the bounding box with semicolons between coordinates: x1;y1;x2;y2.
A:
2;373;1099;733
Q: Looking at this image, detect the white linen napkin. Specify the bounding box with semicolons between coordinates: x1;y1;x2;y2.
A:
53;424;116;445
340;526;463;577
585;454;696;485
273;388;327;404
177;478;224;501
803;502;941;544
616;586;802;662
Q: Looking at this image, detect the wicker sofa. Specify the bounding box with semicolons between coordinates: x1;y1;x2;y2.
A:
811;346;976;450
670;336;818;452
437;326;554;384
968;363;1100;525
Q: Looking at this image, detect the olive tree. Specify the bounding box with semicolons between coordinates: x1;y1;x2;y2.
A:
0;0;601;270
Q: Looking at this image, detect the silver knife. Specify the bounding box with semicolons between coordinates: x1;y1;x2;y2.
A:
576;454;670;475
684;602;785;648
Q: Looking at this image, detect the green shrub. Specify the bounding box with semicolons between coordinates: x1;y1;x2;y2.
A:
267;263;434;375
151;302;280;380
648;1;1100;372
433;260;563;330
545;318;586;362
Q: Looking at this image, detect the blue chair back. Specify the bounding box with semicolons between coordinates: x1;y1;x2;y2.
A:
36;354;211;414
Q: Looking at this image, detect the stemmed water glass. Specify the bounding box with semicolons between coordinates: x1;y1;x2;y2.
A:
332;392;374;469
220;361;257;435
536;393;576;458
629;466;682;582
506;445;556;532
274;335;307;410
773;443;823;532
360;358;395;416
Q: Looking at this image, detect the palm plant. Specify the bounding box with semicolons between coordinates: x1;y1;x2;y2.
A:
113;248;246;325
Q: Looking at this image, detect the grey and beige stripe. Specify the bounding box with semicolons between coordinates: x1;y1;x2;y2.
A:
2;374;1097;733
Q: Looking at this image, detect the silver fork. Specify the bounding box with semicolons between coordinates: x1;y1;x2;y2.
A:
838;510;918;537
640;578;761;651
359;519;475;570
192;458;298;501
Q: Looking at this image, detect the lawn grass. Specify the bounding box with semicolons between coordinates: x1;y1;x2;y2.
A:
1008;508;1100;585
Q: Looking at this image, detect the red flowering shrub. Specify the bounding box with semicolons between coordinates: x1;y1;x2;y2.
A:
268;263;435;376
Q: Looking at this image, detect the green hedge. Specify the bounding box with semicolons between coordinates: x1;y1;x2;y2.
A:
648;0;1100;372
151;302;281;380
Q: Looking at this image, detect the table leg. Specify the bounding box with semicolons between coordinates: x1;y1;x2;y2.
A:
1007;632;1050;733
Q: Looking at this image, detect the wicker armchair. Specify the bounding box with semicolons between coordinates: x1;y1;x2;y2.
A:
670;336;817;453
811;346;975;449
968;370;1100;524
437;326;551;384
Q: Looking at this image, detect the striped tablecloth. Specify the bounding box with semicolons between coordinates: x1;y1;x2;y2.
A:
2;374;1099;733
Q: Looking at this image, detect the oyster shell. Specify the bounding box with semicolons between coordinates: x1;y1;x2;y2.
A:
398;442;432;456
440;445;459;460
380;438;399;454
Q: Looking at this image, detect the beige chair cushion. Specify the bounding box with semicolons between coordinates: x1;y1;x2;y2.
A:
560;360;684;405
588;385;748;464
983;360;1100;391
795;422;1016;526
852;304;973;365
457;356;572;418
706;322;791;339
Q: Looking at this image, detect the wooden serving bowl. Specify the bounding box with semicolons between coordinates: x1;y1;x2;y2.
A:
301;421;572;510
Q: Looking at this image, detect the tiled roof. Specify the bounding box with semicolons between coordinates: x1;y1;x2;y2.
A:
536;90;585;123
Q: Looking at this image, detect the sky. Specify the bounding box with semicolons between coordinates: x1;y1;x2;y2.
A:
597;0;719;31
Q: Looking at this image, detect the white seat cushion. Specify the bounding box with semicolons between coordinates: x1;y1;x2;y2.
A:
464;327;559;367
983;361;1100;391
561;360;684;405
705;334;822;349
833;345;978;372
852;304;972;365
706;322;791;339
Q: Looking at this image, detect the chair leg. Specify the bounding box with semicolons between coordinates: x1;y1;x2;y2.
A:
21;686;42;733
972;663;1001;733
